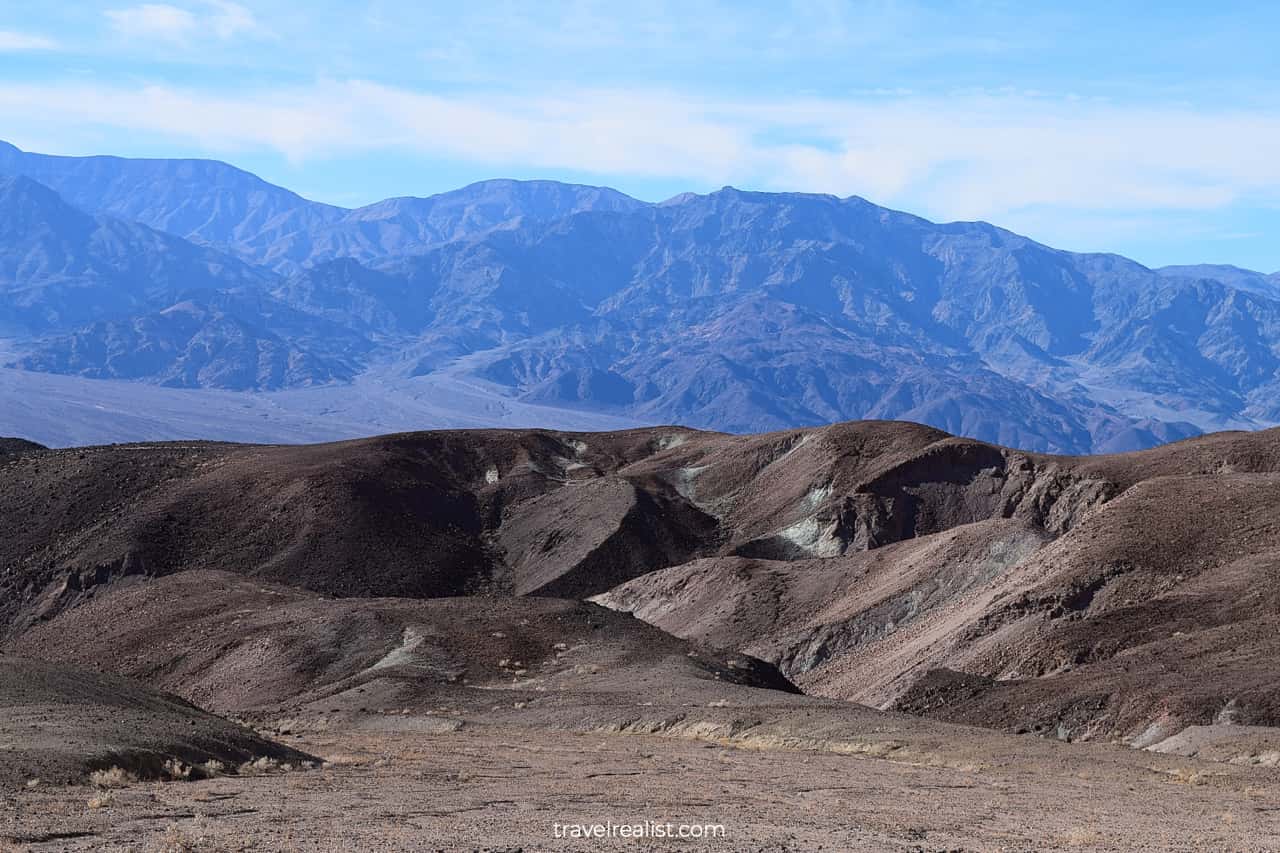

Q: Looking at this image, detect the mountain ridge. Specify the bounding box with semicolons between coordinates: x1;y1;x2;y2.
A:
2;140;1279;453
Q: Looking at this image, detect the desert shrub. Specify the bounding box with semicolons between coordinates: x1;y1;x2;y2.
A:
90;767;136;789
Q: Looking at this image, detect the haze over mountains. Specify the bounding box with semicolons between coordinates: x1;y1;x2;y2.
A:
3;140;1280;452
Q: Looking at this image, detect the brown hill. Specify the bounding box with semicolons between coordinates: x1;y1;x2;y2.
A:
5;421;1280;749
6;570;796;723
0;437;45;457
599;426;1280;743
0;657;310;789
0;420;1122;636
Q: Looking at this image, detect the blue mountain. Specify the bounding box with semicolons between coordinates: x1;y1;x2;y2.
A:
3;141;1279;452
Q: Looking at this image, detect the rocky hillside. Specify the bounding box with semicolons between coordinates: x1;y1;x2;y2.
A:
5;421;1280;748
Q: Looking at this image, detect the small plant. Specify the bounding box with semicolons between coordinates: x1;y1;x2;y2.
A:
238;756;284;775
89;767;136;789
163;759;194;781
1164;766;1216;786
87;791;114;809
155;816;213;852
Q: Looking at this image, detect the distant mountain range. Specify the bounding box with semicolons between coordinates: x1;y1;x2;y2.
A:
2;139;1279;451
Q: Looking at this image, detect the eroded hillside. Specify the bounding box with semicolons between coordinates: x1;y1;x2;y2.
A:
4;421;1280;750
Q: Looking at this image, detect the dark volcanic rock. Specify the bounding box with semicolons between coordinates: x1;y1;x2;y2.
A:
0;421;1124;638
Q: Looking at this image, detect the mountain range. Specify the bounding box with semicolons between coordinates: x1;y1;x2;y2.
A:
3;139;1279;452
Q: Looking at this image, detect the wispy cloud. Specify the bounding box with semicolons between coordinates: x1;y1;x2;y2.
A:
0;30;58;51
4;79;1280;224
105;4;197;40
104;1;264;42
205;0;262;39
3;1;1275;266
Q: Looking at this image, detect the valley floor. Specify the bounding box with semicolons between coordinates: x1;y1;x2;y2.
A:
0;364;642;449
5;724;1279;852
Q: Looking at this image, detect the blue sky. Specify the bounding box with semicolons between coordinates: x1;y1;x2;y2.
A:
2;1;1279;270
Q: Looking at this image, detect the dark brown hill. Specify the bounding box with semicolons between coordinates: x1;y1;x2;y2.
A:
0;437;45;457
0;430;680;635
0;417;1137;635
6;421;1280;749
0;421;1062;636
0;657;310;789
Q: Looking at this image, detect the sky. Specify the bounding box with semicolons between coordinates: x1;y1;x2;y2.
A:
2;1;1279;271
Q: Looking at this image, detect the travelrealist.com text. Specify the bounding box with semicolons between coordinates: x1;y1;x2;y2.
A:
553;821;727;840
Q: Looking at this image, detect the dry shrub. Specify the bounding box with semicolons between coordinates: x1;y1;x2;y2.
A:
238;756;291;775
152;816;213;852
163;759;193;781
1163;766;1217;786
90;767;136;789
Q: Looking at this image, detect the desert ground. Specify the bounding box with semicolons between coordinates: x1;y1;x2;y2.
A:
4;423;1280;850
7;721;1280;852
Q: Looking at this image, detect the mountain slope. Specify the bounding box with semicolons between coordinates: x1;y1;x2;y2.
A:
0;174;273;333
16;289;369;391
1157;263;1280;297
335;189;1258;450
0;140;346;268
299;179;645;269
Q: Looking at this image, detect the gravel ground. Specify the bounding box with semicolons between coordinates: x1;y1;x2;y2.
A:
4;724;1279;852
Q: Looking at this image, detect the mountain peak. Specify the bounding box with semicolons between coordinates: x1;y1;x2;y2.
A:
0;143;348;271
457;177;618;192
684;185;858;208
1156;263;1280;296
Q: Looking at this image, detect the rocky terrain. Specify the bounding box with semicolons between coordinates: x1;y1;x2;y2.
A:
5;420;1280;848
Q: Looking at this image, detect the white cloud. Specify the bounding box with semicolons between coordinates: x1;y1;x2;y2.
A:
105;1;264;42
0;30;58;51
2;79;1279;229
105;4;197;40
206;1;262;39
